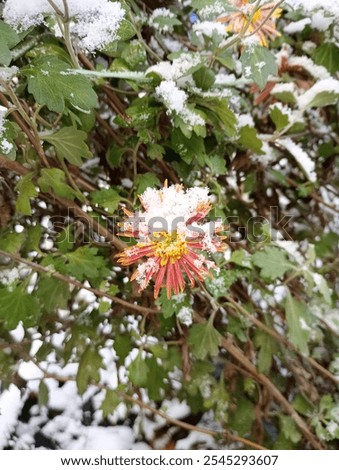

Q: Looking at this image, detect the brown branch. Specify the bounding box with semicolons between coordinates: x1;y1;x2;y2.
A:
0;249;158;315
0;155;127;251
225;296;338;385
78;52;127;117
285;176;339;214
29;365;267;450
0;89;50;168
194;313;324;450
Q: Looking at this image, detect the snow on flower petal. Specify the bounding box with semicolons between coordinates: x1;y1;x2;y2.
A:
117;184;226;298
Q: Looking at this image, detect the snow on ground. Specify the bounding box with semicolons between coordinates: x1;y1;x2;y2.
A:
0;385;24;449
0;348;217;450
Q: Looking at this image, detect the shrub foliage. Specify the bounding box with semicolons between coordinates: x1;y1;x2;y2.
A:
0;0;338;450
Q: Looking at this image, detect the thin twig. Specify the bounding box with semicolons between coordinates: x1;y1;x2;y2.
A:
27;364;267;450
194;313;324;450
0;249;158;315
0;155;127;251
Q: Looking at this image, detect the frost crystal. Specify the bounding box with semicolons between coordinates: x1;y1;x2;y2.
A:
177;306;193;327
148;53;201;81
3;0;125;52
192;21;227;38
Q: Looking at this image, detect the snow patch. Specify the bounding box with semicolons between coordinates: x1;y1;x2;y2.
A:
277;138;316;182
3;0;125;52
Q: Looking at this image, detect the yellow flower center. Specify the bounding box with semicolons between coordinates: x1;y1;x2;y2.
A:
252;9;262;23
153;232;188;266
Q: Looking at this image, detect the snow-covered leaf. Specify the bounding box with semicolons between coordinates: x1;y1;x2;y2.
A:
241;45;277;90
22;56;98;113
278;138;316;182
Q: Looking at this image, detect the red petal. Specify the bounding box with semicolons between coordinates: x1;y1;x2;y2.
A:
154;264;167;299
172;260;185;292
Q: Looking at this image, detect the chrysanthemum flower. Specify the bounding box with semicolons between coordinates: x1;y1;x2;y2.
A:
117;184;226;298
217;0;282;47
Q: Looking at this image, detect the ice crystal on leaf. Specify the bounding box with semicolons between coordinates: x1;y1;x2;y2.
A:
117;184;226;298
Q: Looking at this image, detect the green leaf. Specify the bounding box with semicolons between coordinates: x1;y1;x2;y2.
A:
230;250;252;268
238;125;263;153
285;289;310;355
121;40;147;68
270;105;290;132
0;232;25;254
38;168;78;200
241;45;278;90
254;329;278;373
229;397;255;435
188;321;221;360
135;172;161;194
171;128;206;165
36;277;70;313
301;90;339;109
102;389;120;417
64;246;107;281
0;21;20;66
114;335;132;361
116;18;136;41
206;269;245;298
145;357;167;400
129;351;150;387
157;289;176;319
215;50;236;70
44;127;92;166
38;381;49;408
0;287;40;329
0;121;18;160
22;56;98;113
150;14;181;33
193;66;216;91
252;247;293;280
279;415;302;444
76;346;102;394
147;143;165;160
23;224;42;254
91;188;121;213
205;155;227;175
313;43;339;75
195;98;237;137
15;173;38;216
